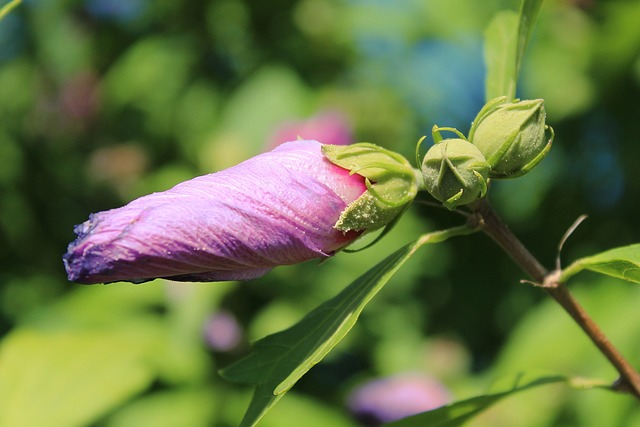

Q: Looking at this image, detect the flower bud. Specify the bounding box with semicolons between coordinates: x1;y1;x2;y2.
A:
468;96;553;178
64;140;369;284
421;138;490;210
322;143;419;232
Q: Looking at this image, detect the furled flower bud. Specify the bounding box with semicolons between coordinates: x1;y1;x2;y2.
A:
64;140;371;284
468;96;554;178
322;143;419;232
421;138;490;210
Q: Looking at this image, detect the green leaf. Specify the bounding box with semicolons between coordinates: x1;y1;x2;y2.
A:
515;0;545;80
386;374;609;427
484;0;544;101
560;243;640;284
221;225;476;427
0;328;154;427
484;10;518;101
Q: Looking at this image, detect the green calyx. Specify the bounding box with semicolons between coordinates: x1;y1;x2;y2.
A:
468;96;554;179
322;143;418;232
421;128;491;210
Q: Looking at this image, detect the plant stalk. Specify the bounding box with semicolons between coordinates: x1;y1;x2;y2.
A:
472;198;640;399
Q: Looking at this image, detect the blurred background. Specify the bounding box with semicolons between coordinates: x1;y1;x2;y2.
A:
1;0;640;426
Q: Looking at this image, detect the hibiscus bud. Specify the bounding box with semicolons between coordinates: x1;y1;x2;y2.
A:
322;143;419;232
421;138;490;210
468;96;554;178
64;140;368;284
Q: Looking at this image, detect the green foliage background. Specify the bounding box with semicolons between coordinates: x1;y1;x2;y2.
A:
1;0;640;426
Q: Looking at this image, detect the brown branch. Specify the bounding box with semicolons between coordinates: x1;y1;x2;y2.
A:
471;198;640;399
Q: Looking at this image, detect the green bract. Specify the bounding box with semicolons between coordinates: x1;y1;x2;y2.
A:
469;96;554;178
322;143;418;232
421;138;490;210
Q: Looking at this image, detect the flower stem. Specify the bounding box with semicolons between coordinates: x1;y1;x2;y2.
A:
472;197;640;399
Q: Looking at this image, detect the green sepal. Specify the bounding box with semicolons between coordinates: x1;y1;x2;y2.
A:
322;143;418;232
421;138;491;210
515;125;554;177
342;204;410;253
468;96;509;142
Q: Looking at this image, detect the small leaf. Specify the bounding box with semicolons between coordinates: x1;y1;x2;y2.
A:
560;243;640;284
484;0;544;101
515;0;545;79
221;225;476;427
484;11;519;101
386;374;609;427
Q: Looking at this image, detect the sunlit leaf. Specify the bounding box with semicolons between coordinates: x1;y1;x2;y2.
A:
560;243;640;284
484;10;518;101
0;329;154;427
484;0;544;101
221;225;476;427
386;374;609;427
515;0;544;80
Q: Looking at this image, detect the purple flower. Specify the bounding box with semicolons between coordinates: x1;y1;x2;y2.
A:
64;140;367;284
347;373;451;426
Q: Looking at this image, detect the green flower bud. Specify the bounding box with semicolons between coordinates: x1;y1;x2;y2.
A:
421;138;490;210
322;143;418;232
468;96;554;178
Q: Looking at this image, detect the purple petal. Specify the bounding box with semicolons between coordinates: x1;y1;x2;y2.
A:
64;140;366;284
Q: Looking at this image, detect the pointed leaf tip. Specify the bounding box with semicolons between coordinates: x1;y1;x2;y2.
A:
560;243;640;284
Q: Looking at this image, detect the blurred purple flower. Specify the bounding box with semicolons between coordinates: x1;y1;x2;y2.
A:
203;311;243;352
64;140;366;284
268;111;353;150
347;373;451;426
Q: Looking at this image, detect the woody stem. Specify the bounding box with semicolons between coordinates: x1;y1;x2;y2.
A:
471;198;640;399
